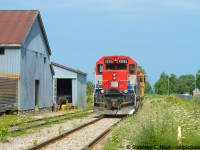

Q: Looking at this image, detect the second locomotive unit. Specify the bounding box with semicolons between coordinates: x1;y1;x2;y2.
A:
94;56;145;115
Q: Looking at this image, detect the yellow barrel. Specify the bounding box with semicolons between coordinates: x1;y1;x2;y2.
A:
61;104;66;110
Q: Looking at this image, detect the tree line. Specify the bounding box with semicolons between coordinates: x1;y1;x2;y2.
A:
154;70;200;95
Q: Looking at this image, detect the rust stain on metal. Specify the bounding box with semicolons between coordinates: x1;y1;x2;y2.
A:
0;73;20;78
0;10;38;45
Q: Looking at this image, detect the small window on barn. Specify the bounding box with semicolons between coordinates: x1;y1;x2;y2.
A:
0;47;5;55
44;57;46;63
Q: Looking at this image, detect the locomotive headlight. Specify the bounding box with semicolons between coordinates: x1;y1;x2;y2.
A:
124;90;128;94
100;90;104;94
113;77;116;81
112;73;116;77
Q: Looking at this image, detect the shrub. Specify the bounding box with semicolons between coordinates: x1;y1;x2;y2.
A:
87;95;93;103
0;115;12;143
74;104;78;109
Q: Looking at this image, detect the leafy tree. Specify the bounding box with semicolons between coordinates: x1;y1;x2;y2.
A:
144;81;152;94
177;74;195;94
137;66;146;75
169;74;178;94
154;72;169;95
138;66;152;94
86;81;94;96
196;70;200;89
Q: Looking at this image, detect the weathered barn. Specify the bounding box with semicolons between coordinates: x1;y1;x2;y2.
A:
52;62;87;108
0;10;53;112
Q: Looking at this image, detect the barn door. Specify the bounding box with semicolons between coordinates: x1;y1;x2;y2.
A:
35;80;39;107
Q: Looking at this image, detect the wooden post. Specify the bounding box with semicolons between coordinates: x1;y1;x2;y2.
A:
177;126;182;144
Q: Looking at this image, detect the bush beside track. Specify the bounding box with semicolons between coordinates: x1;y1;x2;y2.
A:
103;95;200;149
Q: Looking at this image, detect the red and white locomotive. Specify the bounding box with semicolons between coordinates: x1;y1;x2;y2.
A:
94;56;145;115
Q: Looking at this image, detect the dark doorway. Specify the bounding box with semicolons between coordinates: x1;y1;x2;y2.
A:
35;80;39;106
57;79;72;105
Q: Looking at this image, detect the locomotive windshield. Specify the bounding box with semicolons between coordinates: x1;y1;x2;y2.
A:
106;64;127;70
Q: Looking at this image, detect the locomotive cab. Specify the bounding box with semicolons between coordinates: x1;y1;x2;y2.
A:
94;56;141;115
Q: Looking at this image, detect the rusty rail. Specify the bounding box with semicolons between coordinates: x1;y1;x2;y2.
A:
81;116;125;150
27;115;104;150
9;110;93;133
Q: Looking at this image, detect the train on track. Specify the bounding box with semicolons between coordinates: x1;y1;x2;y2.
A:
94;56;145;115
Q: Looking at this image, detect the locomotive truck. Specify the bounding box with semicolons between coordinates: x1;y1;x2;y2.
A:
94;56;145;115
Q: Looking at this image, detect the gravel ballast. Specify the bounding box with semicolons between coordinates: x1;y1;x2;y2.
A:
0;114;97;150
43;118;121;150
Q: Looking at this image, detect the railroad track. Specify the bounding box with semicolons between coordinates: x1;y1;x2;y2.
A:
9;110;93;133
27;115;124;150
82;115;124;150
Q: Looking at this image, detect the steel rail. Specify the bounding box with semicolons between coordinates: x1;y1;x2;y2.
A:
81;116;125;150
9;110;93;133
9;112;75;127
27;115;104;150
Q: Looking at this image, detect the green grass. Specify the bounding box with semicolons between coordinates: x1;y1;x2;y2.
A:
0;114;28;142
8;108;92;138
0;98;94;142
103;95;200;149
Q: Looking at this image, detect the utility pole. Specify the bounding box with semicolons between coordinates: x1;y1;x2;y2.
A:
195;75;196;90
168;76;170;95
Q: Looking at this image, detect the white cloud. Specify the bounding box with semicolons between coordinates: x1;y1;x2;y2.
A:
165;0;199;12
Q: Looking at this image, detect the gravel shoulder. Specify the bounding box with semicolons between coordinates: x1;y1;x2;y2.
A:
0;113;97;150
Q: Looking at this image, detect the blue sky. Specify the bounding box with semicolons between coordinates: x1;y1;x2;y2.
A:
1;0;200;86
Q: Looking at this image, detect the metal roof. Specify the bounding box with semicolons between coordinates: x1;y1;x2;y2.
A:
52;62;87;76
0;10;51;55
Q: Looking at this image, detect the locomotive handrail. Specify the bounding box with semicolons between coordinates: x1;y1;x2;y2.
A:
96;80;136;85
95;80;136;92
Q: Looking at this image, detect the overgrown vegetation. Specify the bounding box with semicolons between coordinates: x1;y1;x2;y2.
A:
86;80;94;110
0;115;28;143
0;105;93;142
103;95;200;149
32;138;38;146
0;81;94;143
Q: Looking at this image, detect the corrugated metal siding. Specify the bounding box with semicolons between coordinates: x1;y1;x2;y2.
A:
53;78;57;102
52;62;86;75
20;18;53;111
77;74;87;108
23;18;47;54
0;48;20;74
72;79;77;106
0;48;20;111
53;65;77;78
